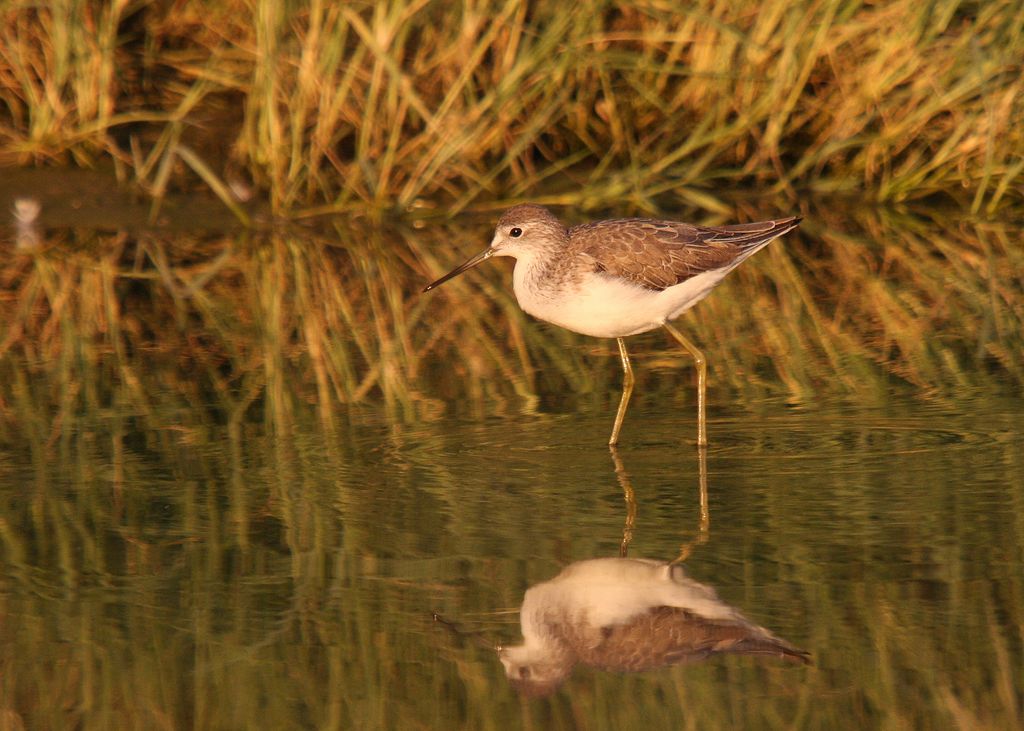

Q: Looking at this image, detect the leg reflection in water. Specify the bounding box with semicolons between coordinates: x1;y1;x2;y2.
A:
609;445;709;561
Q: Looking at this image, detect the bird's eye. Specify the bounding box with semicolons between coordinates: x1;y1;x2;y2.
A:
519;666;531;679
509;227;523;238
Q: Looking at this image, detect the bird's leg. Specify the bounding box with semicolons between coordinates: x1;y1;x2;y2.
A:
672;446;710;564
662;322;708;447
609;338;634;446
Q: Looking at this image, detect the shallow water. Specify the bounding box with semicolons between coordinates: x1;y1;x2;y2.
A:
2;386;1022;729
1;197;1023;728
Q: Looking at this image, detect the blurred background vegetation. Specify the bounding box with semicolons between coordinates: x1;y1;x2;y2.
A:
1;0;1021;216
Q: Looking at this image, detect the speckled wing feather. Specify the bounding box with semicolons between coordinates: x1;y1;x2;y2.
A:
569;217;801;291
567;606;811;672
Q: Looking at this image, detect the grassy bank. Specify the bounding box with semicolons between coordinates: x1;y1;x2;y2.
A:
1;0;1022;216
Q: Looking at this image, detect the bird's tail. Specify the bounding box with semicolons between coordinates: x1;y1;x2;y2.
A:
709;216;803;251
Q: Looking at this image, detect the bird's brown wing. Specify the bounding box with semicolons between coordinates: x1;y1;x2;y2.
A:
570;606;811;672
569;217;801;291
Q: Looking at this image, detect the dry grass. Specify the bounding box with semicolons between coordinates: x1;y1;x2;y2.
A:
1;1;1021;215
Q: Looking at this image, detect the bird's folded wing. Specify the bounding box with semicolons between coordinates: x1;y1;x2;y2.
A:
570;218;797;291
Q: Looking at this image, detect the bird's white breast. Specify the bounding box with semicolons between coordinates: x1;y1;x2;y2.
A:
512;260;731;339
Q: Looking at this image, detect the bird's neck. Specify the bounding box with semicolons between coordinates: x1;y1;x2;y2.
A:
512;250;565;304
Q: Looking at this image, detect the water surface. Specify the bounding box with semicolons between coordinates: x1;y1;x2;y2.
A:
2;386;1021;729
1;200;1022;729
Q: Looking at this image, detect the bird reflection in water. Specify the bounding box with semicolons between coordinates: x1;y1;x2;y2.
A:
498;557;810;697
434;450;801;696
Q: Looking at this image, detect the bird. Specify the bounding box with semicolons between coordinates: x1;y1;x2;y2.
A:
498;557;810;696
424;204;802;446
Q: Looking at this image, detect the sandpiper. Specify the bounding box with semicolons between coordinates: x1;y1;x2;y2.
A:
424;204;801;446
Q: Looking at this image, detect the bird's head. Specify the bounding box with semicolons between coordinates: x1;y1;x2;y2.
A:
422;204;566;292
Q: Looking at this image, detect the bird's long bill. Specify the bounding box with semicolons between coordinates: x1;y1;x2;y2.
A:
422;248;494;292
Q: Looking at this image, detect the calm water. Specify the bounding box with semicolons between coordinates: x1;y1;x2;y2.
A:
2;387;1022;729
1;197;1023;729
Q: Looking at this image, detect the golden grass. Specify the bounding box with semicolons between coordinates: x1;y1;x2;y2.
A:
1;1;1021;215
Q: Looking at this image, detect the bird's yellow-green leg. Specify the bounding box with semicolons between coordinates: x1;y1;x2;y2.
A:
609;338;634;446
662;322;708;447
